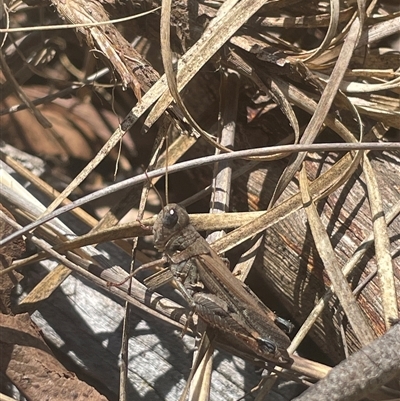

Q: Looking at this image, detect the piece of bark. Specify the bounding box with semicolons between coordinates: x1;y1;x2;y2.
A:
51;0;160;99
237;152;400;363
0;313;108;401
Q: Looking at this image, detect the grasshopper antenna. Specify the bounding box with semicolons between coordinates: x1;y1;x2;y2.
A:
165;129;169;205
143;168;164;210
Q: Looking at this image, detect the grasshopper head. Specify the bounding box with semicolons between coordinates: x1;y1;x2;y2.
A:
153;204;190;251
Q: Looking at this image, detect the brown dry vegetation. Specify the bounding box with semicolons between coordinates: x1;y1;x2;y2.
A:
0;1;399;400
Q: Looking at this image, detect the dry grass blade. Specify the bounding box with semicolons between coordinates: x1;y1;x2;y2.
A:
0;170;75;243
57;210;268;251
298;166;375;345
349;94;400;129
177;330;215;401
363;154;398;328
213;151;356;254
0;150;98;229
265;75;358;144
0;52;51;128
303;0;341;62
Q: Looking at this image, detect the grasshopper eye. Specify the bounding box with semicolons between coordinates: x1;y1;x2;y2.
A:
163;208;179;229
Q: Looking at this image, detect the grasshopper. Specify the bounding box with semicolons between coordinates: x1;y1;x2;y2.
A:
139;203;293;365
